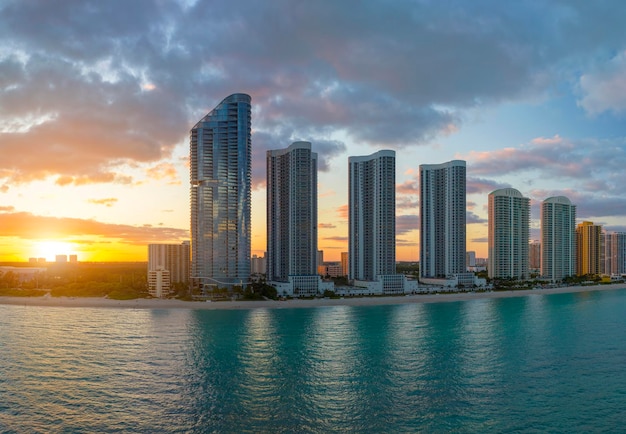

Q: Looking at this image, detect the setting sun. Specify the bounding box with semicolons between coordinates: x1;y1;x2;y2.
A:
32;241;76;262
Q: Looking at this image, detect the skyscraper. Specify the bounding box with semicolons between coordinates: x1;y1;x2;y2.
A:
576;221;602;276
266;141;318;283
419;160;466;279
190;93;251;289
541;196;576;281
349;150;396;281
488;188;530;280
529;240;541;270
603;232;626;276
148;242;190;284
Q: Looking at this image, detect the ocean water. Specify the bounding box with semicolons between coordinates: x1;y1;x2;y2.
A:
1;289;625;433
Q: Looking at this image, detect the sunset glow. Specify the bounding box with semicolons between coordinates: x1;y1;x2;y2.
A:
1;1;626;263
32;241;76;262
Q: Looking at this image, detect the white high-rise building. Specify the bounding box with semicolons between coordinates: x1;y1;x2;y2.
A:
419;160;466;279
602;232;626;276
266;142;318;293
348;150;396;281
488;188;530;280
541;196;576;281
190;94;251;289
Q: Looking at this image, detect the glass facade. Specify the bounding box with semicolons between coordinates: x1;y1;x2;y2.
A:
190;94;251;288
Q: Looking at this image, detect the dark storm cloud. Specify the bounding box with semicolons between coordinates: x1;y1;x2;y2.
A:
2;0;626;185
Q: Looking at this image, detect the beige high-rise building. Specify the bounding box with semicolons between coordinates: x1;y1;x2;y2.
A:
576;221;602;276
148;242;190;284
529;241;541;271
488;188;530;280
341;252;348;277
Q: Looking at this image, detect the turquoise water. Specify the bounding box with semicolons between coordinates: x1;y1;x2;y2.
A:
1;289;625;432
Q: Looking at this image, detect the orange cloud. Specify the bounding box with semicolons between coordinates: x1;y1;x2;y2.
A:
146;162;180;183
337;204;348;219
88;198;118;207
0;212;188;245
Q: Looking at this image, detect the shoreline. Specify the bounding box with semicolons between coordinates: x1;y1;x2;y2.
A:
0;283;624;310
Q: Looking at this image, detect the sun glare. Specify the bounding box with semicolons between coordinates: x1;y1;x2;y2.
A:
33;241;76;262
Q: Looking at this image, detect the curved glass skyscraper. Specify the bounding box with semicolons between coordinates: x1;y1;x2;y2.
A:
190;93;251;289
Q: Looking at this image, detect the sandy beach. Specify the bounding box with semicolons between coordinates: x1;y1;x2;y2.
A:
0;283;624;310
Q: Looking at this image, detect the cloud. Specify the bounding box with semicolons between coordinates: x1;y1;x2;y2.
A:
251;131;346;189
467;211;487;224
0;212;188;245
323;236;348;241
397;214;419;236
467;177;511;194
465;136;626;201
397;197;419;210
471;237;488;243
397;178;419;195
319;223;336;229
88;198;118;207
529;188;626;219
0;206;15;212
336;204;348;219
2;0;626;187
146;162;180;183
579;51;626;115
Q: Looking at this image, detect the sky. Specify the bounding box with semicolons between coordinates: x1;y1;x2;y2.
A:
2;0;626;262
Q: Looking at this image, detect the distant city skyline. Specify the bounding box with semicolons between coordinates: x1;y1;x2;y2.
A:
2;1;626;262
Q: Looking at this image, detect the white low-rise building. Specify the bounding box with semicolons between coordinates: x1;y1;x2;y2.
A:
148;267;171;298
270;275;335;297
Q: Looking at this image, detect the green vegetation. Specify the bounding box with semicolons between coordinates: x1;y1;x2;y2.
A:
396;262;419;276
1;262;149;299
0;287;47;297
241;281;278;300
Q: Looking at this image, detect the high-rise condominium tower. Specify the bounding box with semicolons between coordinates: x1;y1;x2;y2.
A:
348;150;395;281
541;196;576;281
266;141;318;282
488;188;530;279
420;160;466;279
603;232;626;276
190;93;251;289
148;242;190;284
576;221;602;276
